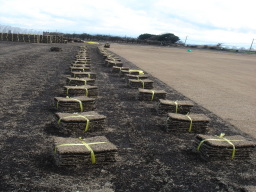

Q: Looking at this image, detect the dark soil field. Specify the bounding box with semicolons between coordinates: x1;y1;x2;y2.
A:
0;41;255;192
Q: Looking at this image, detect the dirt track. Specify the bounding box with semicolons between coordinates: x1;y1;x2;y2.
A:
0;41;256;192
109;44;256;139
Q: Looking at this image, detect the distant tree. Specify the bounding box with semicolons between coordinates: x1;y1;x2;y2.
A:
157;33;180;43
138;33;155;40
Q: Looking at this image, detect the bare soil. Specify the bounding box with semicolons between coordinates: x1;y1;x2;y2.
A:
0;41;255;192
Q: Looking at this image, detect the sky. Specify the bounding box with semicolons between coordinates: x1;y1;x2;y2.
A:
0;0;255;49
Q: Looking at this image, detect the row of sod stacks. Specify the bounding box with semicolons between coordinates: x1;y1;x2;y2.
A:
52;46;118;166
98;46;255;161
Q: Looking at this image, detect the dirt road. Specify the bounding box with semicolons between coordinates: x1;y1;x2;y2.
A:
109;44;256;139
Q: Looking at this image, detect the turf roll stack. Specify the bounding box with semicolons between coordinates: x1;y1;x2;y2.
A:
112;66;129;73
66;77;95;86
128;79;154;89
64;85;98;97
70;67;91;72
55;111;106;135
157;99;194;115
53;136;118;166
138;88;167;101
194;134;256;161
54;96;96;113
166;113;210;133
72;72;97;79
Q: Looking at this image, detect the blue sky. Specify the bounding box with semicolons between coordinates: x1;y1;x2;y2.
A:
0;0;255;49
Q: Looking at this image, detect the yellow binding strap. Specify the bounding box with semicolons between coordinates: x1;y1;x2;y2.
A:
197;133;243;160
85;88;89;97
66;88;70;96
82;79;87;85
140;80;145;89
54;138;107;164
58;113;93;132
70;98;83;112
151;91;155;101
186;113;193;132
174;101;178;113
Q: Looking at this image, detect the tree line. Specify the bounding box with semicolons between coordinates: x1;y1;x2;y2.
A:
45;32;181;45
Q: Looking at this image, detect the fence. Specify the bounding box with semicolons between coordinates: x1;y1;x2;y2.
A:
0;33;64;43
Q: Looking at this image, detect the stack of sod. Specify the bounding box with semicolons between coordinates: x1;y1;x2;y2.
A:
54;96;96;112
64;85;98;97
55;111;106;134
66;77;95;86
157;99;194;115
138;88;167;101
72;64;91;68
72;60;91;64
194;134;255;161
71;72;96;79
70;67;91;72
120;69;144;76
112;66;129;73
53;136;118;166
107;60;123;68
125;74;148;81
166;113;210;133
128;79;154;89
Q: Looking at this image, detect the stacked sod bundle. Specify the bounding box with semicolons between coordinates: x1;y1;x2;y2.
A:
106;60;123;68
53;136;118;166
112;66;129;73
120;69;144;76
55;111;106;134
194;134;255;161
72;64;91;68
138;88;167;101
54;96;96;112
70;67;91;72
157;99;194;115
126;74;148;81
64;85;98;97
72;60;91;64
128;79;154;89
72;72;97;79
166;113;210;133
66;77;95;86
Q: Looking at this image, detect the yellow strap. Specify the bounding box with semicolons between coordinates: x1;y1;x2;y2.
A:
66;88;70;95
140;80;145;89
70;98;83;112
197;134;243;160
186;114;193;132
54;140;107;164
151;91;155;101
88;73;91;78
82;80;87;85
129;70;144;74
58;114;92;132
174;101;178;113
85;88;88;97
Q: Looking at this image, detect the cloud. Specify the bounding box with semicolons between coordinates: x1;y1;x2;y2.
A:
0;0;255;47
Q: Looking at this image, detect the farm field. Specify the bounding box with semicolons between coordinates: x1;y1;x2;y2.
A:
109;43;256;139
0;41;255;192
